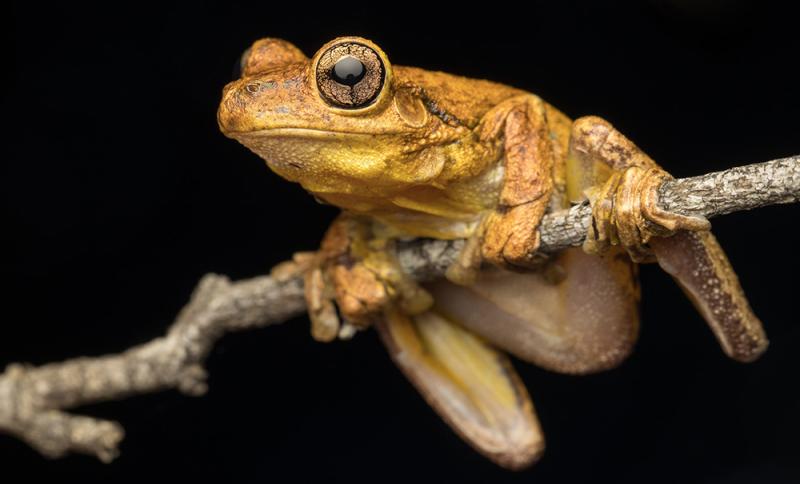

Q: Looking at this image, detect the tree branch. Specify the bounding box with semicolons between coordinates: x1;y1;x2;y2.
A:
2;155;798;461
398;155;800;279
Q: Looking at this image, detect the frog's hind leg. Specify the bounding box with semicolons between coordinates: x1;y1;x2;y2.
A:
375;307;544;470
568;115;768;362
649;231;768;361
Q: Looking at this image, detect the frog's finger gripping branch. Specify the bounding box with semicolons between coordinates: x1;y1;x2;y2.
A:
533;154;800;255
567;116;712;262
583;166;711;261
0;155;798;462
304;215;433;341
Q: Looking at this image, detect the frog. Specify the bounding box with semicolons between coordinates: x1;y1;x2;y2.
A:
217;36;768;470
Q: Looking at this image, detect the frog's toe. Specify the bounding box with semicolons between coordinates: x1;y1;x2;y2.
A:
304;266;341;342
330;263;389;328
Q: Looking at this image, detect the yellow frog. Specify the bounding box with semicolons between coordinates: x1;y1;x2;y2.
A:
217;37;768;469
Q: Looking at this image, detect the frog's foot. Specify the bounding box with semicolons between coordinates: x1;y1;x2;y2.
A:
444;205;546;286
477;202;550;272
305;216;433;342
304;263;347;342
584;166;710;262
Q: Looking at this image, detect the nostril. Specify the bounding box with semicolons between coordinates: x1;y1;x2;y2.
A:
243;80;277;94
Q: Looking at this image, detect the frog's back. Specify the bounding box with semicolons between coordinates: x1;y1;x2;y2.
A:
395;66;530;128
365;66;575;239
396;65;573;161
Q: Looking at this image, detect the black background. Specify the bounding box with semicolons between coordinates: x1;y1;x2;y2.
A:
5;2;800;483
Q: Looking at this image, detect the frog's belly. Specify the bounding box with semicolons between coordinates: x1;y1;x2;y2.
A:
318;188;489;239
372;209;483;240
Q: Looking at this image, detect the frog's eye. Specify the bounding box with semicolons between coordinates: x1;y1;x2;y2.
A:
315;42;386;109
233;47;251;79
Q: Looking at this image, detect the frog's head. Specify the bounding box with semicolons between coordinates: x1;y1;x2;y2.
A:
218;37;463;196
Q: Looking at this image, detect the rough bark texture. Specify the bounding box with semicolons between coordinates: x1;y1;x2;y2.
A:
1;155;798;461
0;274;305;461
533;155;800;255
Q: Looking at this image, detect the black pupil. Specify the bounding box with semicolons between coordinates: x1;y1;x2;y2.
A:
332;56;365;86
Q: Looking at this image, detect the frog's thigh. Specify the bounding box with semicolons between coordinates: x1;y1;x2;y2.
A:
428;249;639;374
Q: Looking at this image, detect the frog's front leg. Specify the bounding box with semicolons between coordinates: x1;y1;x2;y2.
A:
303;214;432;342
568;116;768;361
568;116;711;261
448;95;556;283
481;95;555;270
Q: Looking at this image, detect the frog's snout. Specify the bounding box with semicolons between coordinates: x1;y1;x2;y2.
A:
217;81;243;135
218;78;266;134
218;63;311;136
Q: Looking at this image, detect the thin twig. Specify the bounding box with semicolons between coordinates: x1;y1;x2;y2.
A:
1;155;798;461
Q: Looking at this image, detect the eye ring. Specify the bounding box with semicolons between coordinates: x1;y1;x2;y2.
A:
315;41;386;109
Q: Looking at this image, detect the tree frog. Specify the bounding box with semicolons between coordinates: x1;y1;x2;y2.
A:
218;37;768;469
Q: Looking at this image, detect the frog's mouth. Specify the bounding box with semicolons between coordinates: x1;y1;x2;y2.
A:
225;125;452;197
225;127;389;139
